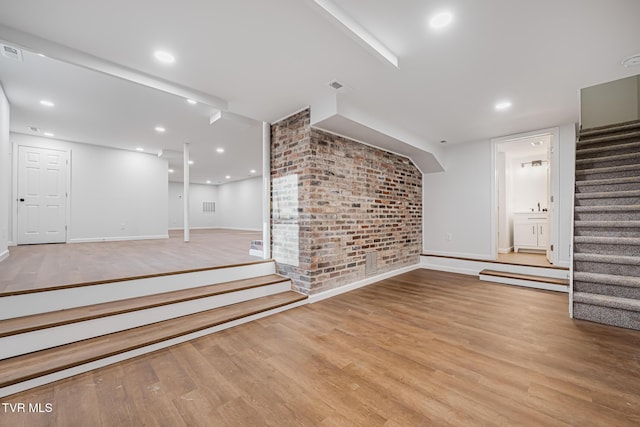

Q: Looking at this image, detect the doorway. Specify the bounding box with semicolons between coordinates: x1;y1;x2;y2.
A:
17;145;68;244
491;128;560;266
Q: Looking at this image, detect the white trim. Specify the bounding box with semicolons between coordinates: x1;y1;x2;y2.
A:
68;234;169;243
421;255;569;279
308;264;421;303
479;274;568;293
422;250;495;260
271;106;311;125
498;246;514;254
262;121;271;260
216;227;262;232
0;249;8;262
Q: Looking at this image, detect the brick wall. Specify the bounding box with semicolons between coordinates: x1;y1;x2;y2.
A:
271;108;422;294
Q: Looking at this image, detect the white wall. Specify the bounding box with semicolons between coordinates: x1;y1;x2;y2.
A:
11;133;168;242
168;182;219;229
423;139;493;259
217;177;262;231
423;123;576;266
0;84;10;260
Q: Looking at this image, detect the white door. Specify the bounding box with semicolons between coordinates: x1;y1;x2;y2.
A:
17;146;68;244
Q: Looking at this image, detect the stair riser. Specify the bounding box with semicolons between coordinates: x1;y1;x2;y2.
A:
0;262;277;320
574;211;640;221
0;281;292;360
576;144;640;160
576;169;640;180
575;196;640;206
574;242;640;256
574;282;640;299
574;228;640;238
576;156;640;171
578;134;640;148
573;303;640;331
574;261;640;277
576;182;640;193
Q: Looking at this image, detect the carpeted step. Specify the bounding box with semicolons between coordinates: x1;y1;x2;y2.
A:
574;190;640;206
579;120;640;139
575;163;640;181
573;272;640;299
574;253;640;277
574;204;640;221
575;151;640;170
575;176;640;193
573;292;640;330
574;235;640;256
574;220;640;238
576;140;640;160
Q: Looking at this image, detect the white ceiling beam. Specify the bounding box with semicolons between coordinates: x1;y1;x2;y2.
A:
310;0;398;68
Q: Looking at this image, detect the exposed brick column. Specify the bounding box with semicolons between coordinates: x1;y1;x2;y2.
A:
271;108;422;295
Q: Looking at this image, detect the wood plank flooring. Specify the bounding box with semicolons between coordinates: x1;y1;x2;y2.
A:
2;269;640;426
0;229;262;293
497;251;554;268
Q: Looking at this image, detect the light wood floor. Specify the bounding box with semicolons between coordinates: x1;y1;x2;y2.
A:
0;229;262;294
498;251;554;268
3;269;639;426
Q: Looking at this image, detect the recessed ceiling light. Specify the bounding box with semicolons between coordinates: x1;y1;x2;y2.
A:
37;53;46;58
43;132;54;137
495;101;512;111
250;169;256;174
225;175;231;179
40;100;55;107
136;147;144;152
216;148;225;153
154;50;175;63
186;99;197;105
440;140;447;144
429;12;453;29
168;169;174;173
206;180;211;184
155;126;166;133
188;160;194;165
622;54;640;68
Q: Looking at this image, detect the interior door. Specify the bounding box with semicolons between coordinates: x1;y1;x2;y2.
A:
546;139;554;263
17;146;68;244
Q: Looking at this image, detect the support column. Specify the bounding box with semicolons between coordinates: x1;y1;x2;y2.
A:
183;143;190;243
262;122;271;259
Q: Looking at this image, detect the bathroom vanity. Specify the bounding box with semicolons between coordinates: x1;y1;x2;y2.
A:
513;212;548;252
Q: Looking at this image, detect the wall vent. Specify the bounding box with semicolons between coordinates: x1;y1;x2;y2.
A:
202;201;215;213
365;251;377;276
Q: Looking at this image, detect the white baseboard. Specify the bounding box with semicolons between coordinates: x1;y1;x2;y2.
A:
498;247;514;254
422;249;495;261
217;227;262;232
169;227;262;232
68;234;169;243
308;264;421;303
0;249;8;263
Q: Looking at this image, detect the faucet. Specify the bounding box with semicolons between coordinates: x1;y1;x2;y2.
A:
537;202;540;212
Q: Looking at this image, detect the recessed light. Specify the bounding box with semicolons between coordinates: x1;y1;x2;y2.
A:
216;148;225;153
40;100;55;107
155;126;166;133
188;160;194;165
186;99;197;105
154;50;175;63
440;140;447;144
206;180;211;184
225;175;231;179
495;101;512;111
168;169;174;173
43;132;54;137
136;147;145;152
250;169;256;174
37;53;46;58
429;12;453;29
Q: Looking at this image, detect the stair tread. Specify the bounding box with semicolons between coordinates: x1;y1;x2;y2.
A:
574;272;640;288
573;253;640;265
0;291;307;388
575;163;640;175
479;269;568;286
575;151;640;165
0;274;290;338
576;140;640;155
574;235;640;245
573;292;640;311
574;204;640;212
578;129;640;145
574;220;640;227
580;120;640;137
575;189;640;199
575;176;640;187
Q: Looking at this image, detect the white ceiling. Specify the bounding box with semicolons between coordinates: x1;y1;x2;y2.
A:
0;0;639;172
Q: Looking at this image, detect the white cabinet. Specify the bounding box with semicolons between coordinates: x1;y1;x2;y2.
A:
513;213;548;252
